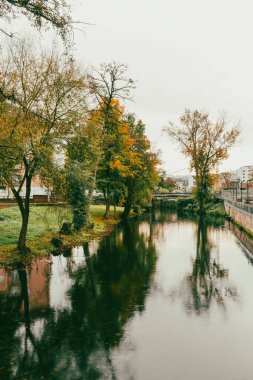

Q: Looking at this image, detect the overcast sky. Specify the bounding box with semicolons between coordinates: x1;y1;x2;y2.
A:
2;0;253;175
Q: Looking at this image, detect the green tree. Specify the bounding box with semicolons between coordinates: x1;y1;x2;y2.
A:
165;109;240;212
65;121;103;231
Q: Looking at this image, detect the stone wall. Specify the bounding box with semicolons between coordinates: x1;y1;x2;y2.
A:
225;201;253;234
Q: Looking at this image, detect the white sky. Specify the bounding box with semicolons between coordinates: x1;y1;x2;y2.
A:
1;0;253;175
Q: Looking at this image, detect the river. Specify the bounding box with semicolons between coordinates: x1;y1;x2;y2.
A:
0;210;253;380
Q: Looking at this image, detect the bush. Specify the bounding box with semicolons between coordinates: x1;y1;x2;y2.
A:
177;198;194;209
133;205;142;214
60;222;72;235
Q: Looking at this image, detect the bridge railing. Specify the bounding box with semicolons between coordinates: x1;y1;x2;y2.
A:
152;192;192;198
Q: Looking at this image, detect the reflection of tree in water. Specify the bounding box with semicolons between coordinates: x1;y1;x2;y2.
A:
68;220;157;374
183;217;238;314
0;268;54;380
141;209;177;242
0;219;157;380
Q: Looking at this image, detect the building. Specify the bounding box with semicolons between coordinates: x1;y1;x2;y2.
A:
172;175;195;192
0;259;50;310
213;166;253;192
0;175;49;199
234;165;253;183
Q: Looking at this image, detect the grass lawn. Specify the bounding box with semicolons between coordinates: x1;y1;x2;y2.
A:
0;204;124;247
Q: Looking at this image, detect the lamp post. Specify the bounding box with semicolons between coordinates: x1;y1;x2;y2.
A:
235;178;240;202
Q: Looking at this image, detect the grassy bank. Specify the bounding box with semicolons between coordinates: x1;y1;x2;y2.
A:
0;205;124;267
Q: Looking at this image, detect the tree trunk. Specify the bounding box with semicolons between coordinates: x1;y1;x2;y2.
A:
114;203;117;219
122;191;133;219
17;175;32;253
18;211;30;252
113;192;118;219
104;201;111;219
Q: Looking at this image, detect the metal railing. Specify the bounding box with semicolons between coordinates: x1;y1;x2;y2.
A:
225;199;253;215
217;189;253;202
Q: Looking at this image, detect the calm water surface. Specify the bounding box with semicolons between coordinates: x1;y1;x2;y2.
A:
1;211;253;380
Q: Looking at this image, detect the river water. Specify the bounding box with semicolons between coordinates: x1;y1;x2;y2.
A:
1;210;253;380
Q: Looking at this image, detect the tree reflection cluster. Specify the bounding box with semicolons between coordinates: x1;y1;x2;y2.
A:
0;211;244;379
0;219;157;380
183;216;238;314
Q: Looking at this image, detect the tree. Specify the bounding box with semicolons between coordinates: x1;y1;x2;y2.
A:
157;170;177;192
94;98;129;219
65;120;103;231
88;62;135;219
220;171;234;190
165;110;240;212
164;176;177;192
0;39;87;251
0;0;71;39
122;115;160;218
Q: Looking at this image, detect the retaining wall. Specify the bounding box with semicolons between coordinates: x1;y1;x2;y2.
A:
225;201;253;234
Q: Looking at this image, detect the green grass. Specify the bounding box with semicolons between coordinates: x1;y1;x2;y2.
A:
0;205;72;246
0;204;124;247
0;204;127;268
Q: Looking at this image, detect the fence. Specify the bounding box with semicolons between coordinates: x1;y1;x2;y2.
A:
218;189;253;202
225;199;253;215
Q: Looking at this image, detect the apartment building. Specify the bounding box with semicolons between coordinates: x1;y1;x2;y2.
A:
173;175;195;192
234;165;253;182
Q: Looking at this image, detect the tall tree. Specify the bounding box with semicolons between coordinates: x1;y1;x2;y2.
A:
94;98;128;219
165;109;240;212
65;120;103;231
122;115;159;218
0;39;87;251
88;62;135;219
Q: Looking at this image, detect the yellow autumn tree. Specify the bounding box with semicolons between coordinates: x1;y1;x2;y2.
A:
165;109;240;212
0;39;87;252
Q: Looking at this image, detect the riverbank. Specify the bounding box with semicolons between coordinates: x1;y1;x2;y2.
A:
0;205;125;268
178;198;227;217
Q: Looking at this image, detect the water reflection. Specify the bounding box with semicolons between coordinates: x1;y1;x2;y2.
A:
0;219;157;380
1;211;253;379
184;217;238;314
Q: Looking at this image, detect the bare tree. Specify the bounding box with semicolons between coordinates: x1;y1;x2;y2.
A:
88;62;135;128
220;171;235;189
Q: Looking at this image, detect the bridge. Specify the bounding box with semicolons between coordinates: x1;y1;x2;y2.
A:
152;192;192;199
152;192;192;207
